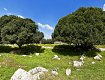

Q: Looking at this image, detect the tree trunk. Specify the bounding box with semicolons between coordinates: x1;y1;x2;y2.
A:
18;44;22;49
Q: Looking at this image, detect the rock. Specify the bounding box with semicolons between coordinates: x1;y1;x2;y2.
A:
11;68;33;80
35;53;40;56
66;68;71;76
97;54;102;58
11;67;48;80
80;55;85;61
53;55;60;60
51;69;58;76
54;55;58;58
99;48;105;51
32;72;45;80
73;61;83;67
22;55;27;57
94;56;101;61
91;61;95;64
94;54;102;61
29;67;48;75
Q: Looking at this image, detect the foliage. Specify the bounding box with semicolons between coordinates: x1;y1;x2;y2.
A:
0;15;18;42
52;7;105;48
41;39;54;44
0;15;44;48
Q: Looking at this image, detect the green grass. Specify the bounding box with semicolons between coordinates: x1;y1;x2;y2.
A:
95;45;105;48
0;44;104;80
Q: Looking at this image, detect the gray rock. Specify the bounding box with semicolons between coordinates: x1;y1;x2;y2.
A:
11;68;33;80
53;55;60;60
29;67;48;75
99;48;105;51
97;54;102;58
35;53;40;56
51;70;58;76
80;55;85;61
94;54;102;61
66;68;71;76
91;61;95;64
22;55;27;57
11;67;48;80
73;61;83;67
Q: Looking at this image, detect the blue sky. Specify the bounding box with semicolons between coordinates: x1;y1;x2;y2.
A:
0;0;105;39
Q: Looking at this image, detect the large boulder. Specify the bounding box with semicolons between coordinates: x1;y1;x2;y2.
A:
11;67;48;80
11;68;33;80
28;67;48;75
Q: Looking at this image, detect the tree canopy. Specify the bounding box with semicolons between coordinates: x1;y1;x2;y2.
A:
52;7;105;47
0;15;44;48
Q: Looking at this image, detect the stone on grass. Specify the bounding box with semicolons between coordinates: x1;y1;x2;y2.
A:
53;55;60;60
97;54;102;58
91;61;95;64
29;67;48;75
35;53;40;56
29;67;48;80
73;61;83;67
32;72;45;80
22;55;27;57
11;68;33;80
99;48;105;51
51;69;58;76
66;68;71;76
94;56;101;61
11;67;48;80
94;54;102;61
80;55;85;61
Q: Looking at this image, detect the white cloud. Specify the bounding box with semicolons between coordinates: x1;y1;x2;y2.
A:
45;34;52;39
37;23;54;30
3;8;7;11
103;4;105;11
17;15;24;18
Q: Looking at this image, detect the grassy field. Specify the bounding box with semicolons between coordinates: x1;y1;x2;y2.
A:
0;44;104;80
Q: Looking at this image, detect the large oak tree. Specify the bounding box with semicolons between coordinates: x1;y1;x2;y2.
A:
52;7;105;48
0;15;44;48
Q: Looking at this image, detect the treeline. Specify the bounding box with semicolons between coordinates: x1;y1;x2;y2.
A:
0;7;105;50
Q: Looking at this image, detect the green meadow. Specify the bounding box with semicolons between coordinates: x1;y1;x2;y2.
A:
0;44;104;80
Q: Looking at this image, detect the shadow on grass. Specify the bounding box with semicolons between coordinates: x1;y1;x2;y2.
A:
0;45;13;53
52;45;100;57
0;45;45;55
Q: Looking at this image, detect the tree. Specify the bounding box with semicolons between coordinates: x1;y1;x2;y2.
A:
0;15;18;43
41;39;54;44
33;31;44;44
52;7;105;49
1;15;44;48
